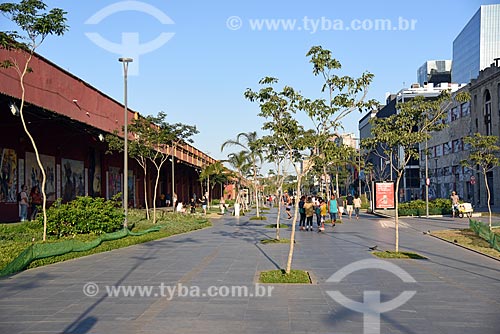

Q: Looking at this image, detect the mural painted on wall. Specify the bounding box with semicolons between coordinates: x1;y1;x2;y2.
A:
108;166;121;199
25;152;56;201
128;170;135;207
61;158;85;202
0;148;17;203
88;150;101;197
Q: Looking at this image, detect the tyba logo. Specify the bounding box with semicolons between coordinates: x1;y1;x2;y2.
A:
326;259;417;334
85;1;175;75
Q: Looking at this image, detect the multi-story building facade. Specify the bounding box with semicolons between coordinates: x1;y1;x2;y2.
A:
452;4;500;84
468;61;500;206
417;60;452;87
421;61;500;206
361;82;465;202
419;86;471;202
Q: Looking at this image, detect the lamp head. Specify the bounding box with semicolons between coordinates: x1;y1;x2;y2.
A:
9;102;20;116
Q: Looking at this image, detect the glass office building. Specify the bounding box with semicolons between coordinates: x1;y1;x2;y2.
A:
452;4;500;85
417;60;452;86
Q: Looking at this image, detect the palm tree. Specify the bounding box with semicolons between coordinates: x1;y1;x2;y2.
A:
224;151;251;213
221;132;264;216
199;161;231;204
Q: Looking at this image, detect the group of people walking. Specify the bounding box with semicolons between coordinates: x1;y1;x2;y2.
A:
283;193;362;232
18;184;42;222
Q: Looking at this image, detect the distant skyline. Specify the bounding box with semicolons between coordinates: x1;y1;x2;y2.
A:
3;0;498;162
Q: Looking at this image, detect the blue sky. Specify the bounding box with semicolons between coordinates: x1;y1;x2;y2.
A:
4;0;498;162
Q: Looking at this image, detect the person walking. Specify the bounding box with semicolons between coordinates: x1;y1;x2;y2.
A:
346;193;354;219
199;195;208;215
450;191;459;218
298;195;306;231
329;194;338;227
29;185;42;221
18;184;28;222
337;195;344;220
284;195;292;219
304;196;314;231
219;197;226;214
319;198;327;232
353;194;362;220
314;198;322;229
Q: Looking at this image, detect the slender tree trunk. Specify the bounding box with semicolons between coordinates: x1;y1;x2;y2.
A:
18;54;49;241
143;168;149;220
207;174;210;209
335;171;339;196
254;181;260;217
286;175;302;274
484;170;492;230
323;166;329;199
275;187;282;240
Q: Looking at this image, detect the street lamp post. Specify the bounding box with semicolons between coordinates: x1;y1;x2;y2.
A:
171;145;177;209
425;138;429;218
119;57;133;228
358;141;362;197
353;138;362;197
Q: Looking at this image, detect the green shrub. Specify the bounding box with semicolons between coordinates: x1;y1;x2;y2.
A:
398;198;453;216
42;196;124;237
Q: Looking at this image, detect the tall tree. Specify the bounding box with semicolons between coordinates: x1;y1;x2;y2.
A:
255;136;290;240
245;76;312;274
127;112;197;223
1;0;68;241
461;133;500;230
363;91;469;252
305;46;377;200
199;161;230;203
106;114;158;220
224;151;251;213
221;132;263;216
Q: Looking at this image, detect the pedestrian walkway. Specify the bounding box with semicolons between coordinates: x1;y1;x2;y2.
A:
0;208;499;333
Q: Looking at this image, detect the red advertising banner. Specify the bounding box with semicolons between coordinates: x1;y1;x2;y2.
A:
375;182;395;209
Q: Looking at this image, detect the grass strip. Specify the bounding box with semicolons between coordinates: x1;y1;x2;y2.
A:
431;229;500;259
259;269;311;284
372;251;427;259
260;238;290;244
0;211;211;274
264;223;288;228
249;216;267;220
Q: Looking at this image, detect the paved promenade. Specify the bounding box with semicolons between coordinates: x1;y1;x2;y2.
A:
1;208;499;333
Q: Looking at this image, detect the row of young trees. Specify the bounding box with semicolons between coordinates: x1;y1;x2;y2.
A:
242;46;376;273
237;46;500;272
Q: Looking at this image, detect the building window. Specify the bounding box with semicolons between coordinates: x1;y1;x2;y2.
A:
498;83;500;117
452;139;463;153
435;145;442;157
485;90;492;135
443;142;451;155
451;106;459;121
460;101;470;117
